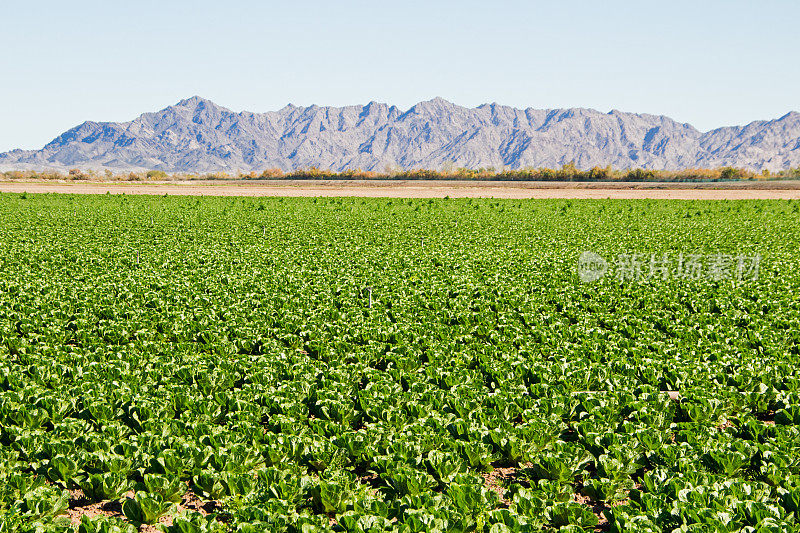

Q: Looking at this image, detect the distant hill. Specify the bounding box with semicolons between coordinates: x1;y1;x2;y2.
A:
2;96;799;172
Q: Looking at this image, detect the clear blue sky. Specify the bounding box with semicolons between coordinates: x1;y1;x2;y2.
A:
1;0;798;152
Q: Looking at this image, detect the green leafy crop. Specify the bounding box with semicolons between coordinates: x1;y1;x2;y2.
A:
1;194;799;531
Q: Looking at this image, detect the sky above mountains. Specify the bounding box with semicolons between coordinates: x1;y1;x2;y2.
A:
1;0;798;152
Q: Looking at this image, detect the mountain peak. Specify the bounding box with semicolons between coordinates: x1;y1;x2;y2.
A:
421;97;454;107
174;96;225;112
177;95;210;105
405;97;458;116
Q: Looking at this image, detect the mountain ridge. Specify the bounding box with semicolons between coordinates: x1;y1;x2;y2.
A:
1;97;798;172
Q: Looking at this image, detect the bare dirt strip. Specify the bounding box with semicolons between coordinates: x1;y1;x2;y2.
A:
2;180;800;199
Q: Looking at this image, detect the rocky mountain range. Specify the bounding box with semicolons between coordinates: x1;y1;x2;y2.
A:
2;96;799;172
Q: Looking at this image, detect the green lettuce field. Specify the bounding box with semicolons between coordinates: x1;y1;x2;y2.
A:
1;194;799;532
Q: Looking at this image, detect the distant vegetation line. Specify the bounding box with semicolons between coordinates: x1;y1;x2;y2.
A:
3;164;800;183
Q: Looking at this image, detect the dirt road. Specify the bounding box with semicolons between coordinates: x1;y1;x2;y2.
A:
2;180;800;199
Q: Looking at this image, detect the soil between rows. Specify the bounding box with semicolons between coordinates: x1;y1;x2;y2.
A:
2;180;800;199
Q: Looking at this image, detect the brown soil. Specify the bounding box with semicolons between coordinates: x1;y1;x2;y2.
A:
65;486;220;530
3;180;800;199
573;490;631;531
481;465;526;507
66;489;126;525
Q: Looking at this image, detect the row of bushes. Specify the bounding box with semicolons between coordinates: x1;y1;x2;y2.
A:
248;164;800;182
3;164;800;182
